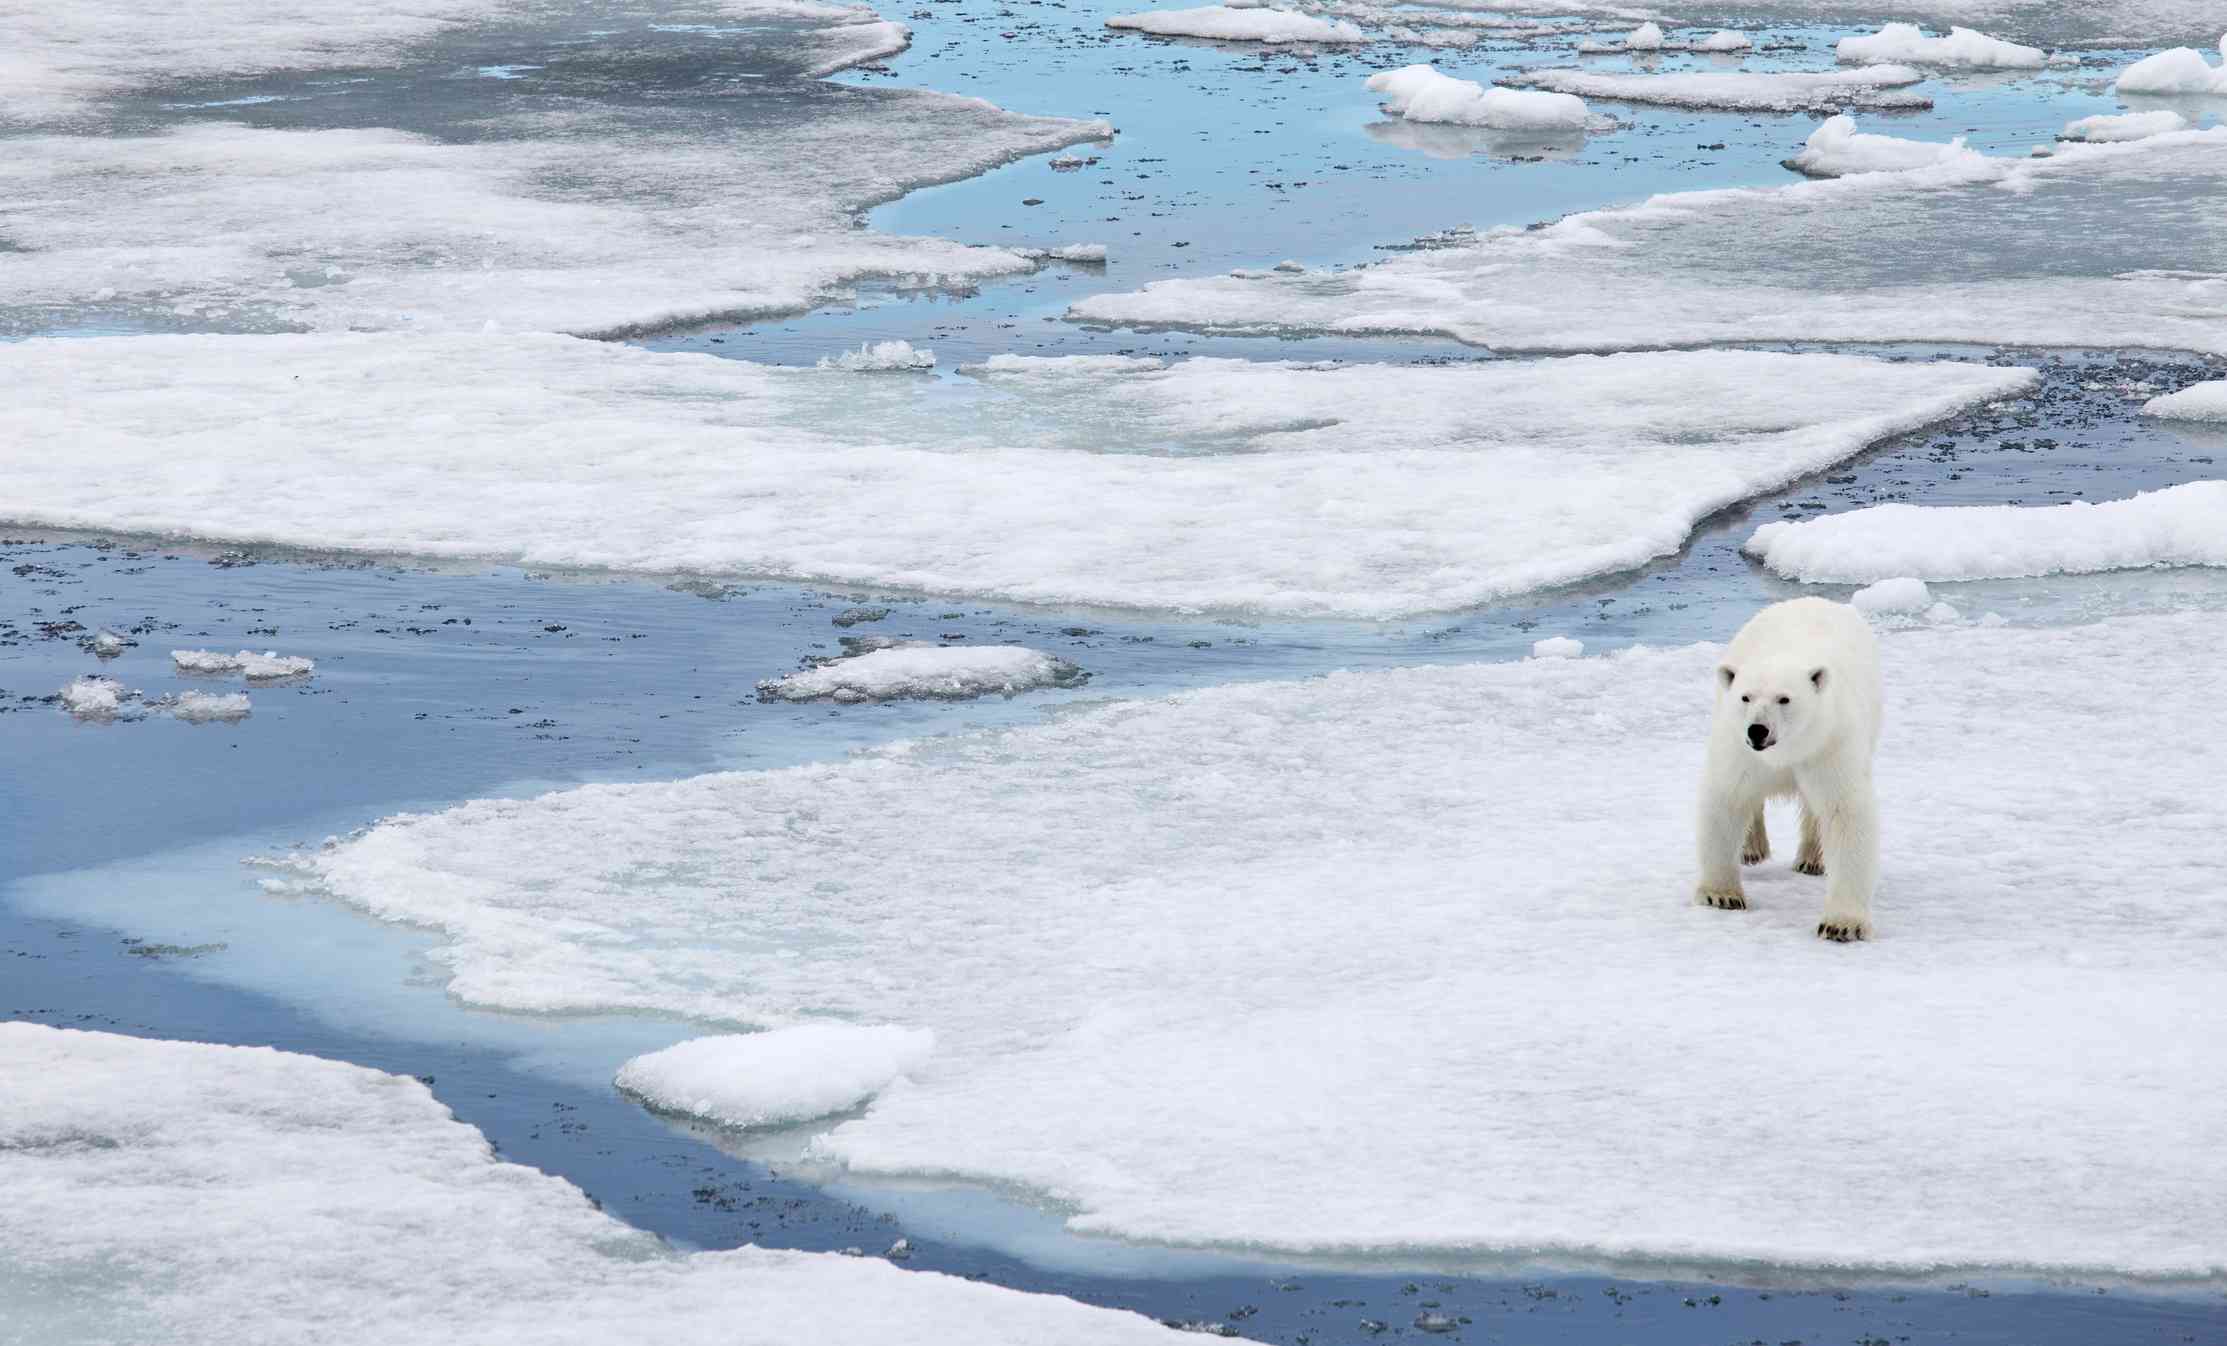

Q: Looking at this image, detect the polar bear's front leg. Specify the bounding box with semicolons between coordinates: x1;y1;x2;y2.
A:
1694;786;1750;911
1809;777;1878;942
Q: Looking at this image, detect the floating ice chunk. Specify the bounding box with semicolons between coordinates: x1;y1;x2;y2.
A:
1745;482;2227;582
759;644;1087;702
2115;33;2227;94
1512;65;1931;113
1848;576;1932;613
2143;378;2227;421
172;649;315;680
818;340;936;372
292;614;2227;1276
2060;109;2191;142
1104;5;1369;43
166;690;253;723
1621;20;1663;49
0;1024;1204;1345
1072;130;2227;357
1692;29;1750;51
1923;600;1961;624
1023;243;1111;263
617;1025;936;1129
1784;114;1986;177
0;334;2029;619
1366;64;1590;130
86;628;132;658
1834;23;2045;69
1529;635;1584;658
58;676;134;719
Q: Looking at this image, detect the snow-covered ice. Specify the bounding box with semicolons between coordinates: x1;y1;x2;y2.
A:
1611;20;1662;49
2143;378;2227;421
1529;635;1584;657
1834;23;2045;69
1745;482;2227;582
1579;24;1747;53
0;334;2027;618
1072;130;2227;356
290;613;2227;1276
818;339;937;372
1512;66;1931;113
1691;29;1751;51
165;690;255;723
0;1023;1210;1345
1848;576;1934;613
58;676;134;720
1533;1;2221;47
2060;109;2192;142
1784;115;1986;177
617;1025;937;1128
1105;6;1368;43
2115;33;2227;93
172;648;316;680
758;644;1087;701
1367;64;1590;130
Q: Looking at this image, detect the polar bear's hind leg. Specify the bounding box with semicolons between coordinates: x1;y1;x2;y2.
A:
1794;803;1825;876
1741;808;1771;866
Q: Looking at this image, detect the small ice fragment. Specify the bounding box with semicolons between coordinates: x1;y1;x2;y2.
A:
615;1025;935;1129
59;676;133;719
1850;577;1932;613
171;649;315;680
758;644;1087;702
1835;23;2044;70
168;690;252;722
2059;110;2188;143
1784;114;1983;178
86;629;132;658
817;340;935;373
1622;21;1663;50
1104;6;1368;44
1367;64;1590;131
1693;30;1750;52
1924;601;1961;624
2115;34;2227;95
1530;636;1584;659
2141;380;2227;422
1979;611;2008;627
833;605;892;627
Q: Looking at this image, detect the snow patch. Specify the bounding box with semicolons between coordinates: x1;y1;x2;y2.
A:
1367;64;1590;130
1104;6;1369;43
1835;23;2045;69
617;1025;936;1129
758;644;1087;702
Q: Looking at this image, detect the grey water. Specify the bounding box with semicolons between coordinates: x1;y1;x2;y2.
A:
6;1;2227;1342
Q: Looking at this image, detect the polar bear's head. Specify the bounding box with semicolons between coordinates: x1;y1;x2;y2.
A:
1717;658;1832;761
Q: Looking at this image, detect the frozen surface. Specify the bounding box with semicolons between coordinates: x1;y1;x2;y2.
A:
1104;6;1368;43
617;1025;937;1128
1513;66;1931;113
0;106;1111;337
1368;65;1591;130
1834;23;2045;69
0;333;2028;618
0;1023;1207;1345
1073;131;2227;356
758;644;1087;701
1746;482;2227;582
2061;109;2192;141
1785;114;1986;176
2144;378;2227;420
291;614;2227;1277
819;339;937;371
2116;34;2227;93
172;649;316;680
166;690;255;722
1849;576;1934;613
58;676;133;720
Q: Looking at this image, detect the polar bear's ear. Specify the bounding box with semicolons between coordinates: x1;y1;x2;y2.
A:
1809;666;1828;692
1717;665;1736;689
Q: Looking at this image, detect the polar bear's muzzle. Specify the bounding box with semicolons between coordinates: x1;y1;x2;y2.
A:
1746;723;1775;751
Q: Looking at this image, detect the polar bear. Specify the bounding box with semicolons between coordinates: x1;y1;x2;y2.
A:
1695;597;1882;941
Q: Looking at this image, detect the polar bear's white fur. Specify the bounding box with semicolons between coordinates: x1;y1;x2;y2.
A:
1695;597;1882;941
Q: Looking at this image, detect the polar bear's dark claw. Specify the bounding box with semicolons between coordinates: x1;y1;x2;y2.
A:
1793;859;1824;876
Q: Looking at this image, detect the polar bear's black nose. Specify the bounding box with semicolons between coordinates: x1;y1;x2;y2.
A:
1747;723;1771;749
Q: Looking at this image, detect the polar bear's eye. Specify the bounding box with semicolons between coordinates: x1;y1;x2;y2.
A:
1777;695;1790;705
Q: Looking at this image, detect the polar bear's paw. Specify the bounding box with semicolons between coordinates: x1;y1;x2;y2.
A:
1815;913;1871;942
1695;886;1748;911
1792;857;1825;877
1741;841;1770;865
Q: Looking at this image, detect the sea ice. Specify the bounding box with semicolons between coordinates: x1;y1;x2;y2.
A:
1511;66;1932;113
2060;109;2192;142
1834;23;2045;69
291;614;2227;1276
1848;576;1934;613
1577;23;1746;53
2143;378;2227;420
1529;635;1584;657
1532;1;2221;47
1784;114;1986;177
58;676;135;720
1071;130;2227;356
166;690;255;723
617;1025;937;1128
818;339;937;372
1617;20;1663;49
172;648;316;679
2115;32;2227;93
0;333;2028;618
0;1023;1209;1345
1367;64;1591;130
1745;481;2227;582
758;644;1087;701
1104;5;1369;43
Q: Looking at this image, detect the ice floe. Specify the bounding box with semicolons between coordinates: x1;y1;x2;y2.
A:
1105;5;1368;43
2116;32;2227;94
1834;23;2045;69
818;339;937;372
1511;65;1931;113
172;648;316;680
1579;24;1748;54
1071;130;2227;357
758;644;1088;702
166;690;254;723
1543;1;2220;47
1745;481;2227;582
0;1023;1207;1345
0;333;2027;618
617;1025;937;1128
1528;635;1584;657
2060;109;2192;141
1367;64;1591;130
290;613;2227;1277
2143;378;2227;420
58;676;134;720
1784;114;1986;176
1848;576;1934;613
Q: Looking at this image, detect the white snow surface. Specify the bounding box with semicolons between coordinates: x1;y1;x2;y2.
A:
0;334;2028;619
1834;23;2045;68
1513;65;1931;113
172;648;316;680
0;1023;1211;1345
2143;379;2227;421
2060;109;2191;141
1785;114;1986;176
1745;482;2227;582
2115;33;2227;93
291;614;2227;1276
617;1025;937;1128
0;109;1110;337
759;644;1084;701
1104;5;1368;43
1367;64;1590;130
1071;131;2227;357
818;339;936;372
